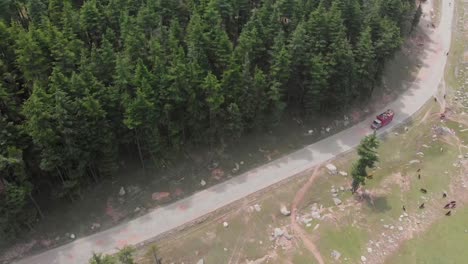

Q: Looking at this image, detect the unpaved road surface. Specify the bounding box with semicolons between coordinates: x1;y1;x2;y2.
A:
14;1;454;263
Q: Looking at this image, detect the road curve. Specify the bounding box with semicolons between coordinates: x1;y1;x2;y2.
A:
14;1;454;263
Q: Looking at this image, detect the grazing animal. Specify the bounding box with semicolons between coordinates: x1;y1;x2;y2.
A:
402;205;406;212
420;188;427;194
417;168;421;172
443;193;447;198
450;203;456;209
450;200;456;204
444;203;451;209
418;174;421;179
445;211;452;216
419;203;425;209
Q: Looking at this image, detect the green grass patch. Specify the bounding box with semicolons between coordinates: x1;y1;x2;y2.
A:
387;206;468;264
318;223;370;263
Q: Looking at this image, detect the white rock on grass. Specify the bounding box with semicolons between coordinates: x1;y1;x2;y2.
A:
223;221;229;228
367;247;373;253
119;187;126;196
280;205;291;216
326;164;338;174
331;250;342;260
197;259;204;264
409;160;420;164
200;179;207;186
274;228;284;238
333;198;342;206
339;171;348;176
361;256;367;262
254;204;261;212
70;234;76;239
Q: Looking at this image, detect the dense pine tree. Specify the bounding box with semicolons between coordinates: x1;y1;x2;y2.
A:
0;0;418;243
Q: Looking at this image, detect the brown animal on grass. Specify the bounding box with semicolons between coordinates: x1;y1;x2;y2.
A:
420;188;427;194
445;211;451;216
419;203;425;209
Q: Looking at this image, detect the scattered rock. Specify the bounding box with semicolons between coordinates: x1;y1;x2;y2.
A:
280;205;291;216
200;179;207;186
126;185;141;195
367;247;373;253
311;211;321;219
398;226;403;231
232;163;240;173
70;234;75;239
409;160;420;164
211;168;225;180
223;222;229;228
390;226;395;230
422;144;430;148
224;248;228;252
302;217;313;224
340;186;345;191
119;187;126;196
361;256;367;262
308;129;314;135
383;225;389;229
254;204;261;212
314;224;320;230
404;126;409;131
306;223;312;227
416;152;424;157
90;223;101;230
283;230;293;240
339;171;348;176
240;161;244;165
152;192;170;201
134;207;141;213
273;228;284;238
333;198;342;206
196;259;204;264
326;164;338;174
331;250;341;260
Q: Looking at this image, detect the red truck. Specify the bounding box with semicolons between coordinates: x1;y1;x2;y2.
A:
371;109;394;129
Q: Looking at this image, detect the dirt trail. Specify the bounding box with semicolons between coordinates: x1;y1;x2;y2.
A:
290;166;324;264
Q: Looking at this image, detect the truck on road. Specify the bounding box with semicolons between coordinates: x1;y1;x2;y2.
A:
371;109;394;129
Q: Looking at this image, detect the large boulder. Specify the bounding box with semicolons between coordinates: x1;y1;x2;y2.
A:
326;164;338;175
280;205;291;216
333;198;342;206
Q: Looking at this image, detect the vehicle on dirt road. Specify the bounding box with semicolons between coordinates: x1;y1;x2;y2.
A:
371;109;394;129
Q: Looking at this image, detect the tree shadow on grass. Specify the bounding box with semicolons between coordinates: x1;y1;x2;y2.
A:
357;192;392;213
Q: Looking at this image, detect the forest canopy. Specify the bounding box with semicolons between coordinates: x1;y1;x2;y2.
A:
0;0;418;241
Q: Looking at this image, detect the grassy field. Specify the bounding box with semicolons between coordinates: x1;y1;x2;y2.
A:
387;206;468;264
